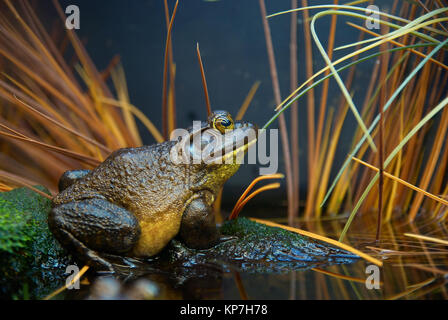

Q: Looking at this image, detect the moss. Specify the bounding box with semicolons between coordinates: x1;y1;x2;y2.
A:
0;187;71;299
220;217;307;240
161;218;359;274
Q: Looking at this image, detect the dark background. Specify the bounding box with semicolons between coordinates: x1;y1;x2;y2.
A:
45;0;393;208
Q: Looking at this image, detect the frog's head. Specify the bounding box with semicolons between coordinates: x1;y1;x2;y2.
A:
171;110;257;191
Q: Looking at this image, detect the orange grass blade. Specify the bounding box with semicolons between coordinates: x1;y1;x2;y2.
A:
314;0;339;172
98;97;164;143
404;233;448;246
259;0;295;225
289;0;300;221
229;173;284;220
233;272;249;300
111;65;142;146
0;169;53;199
230;183;281;220
196;43;212;117
346;22;448;71
13;95;111;153
352;156;448;208
43;265;89;300
0;182;13;192
164;0;177;133
387;277;436;300
0;130;101;166
8;0;104;129
235;81;260;121
311;267;379;285
161;0;179;140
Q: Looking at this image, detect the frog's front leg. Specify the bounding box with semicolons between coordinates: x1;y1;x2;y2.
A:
49;198;141;271
179;192;233;249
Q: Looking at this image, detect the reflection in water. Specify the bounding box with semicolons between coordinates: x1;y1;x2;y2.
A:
68;210;448;300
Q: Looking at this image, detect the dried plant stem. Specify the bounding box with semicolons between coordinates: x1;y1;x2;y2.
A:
314;0;339;168
377;25;390;241
258;0;295;226
233;272;249;300
301;0;317;219
229;173;284;220
231;183;281;219
0;130;100;166
44;265;89;300
404;233;448;246
0;170;53;199
352;157;448;208
345;22;448;71
196;43;212;117
235;81;260;121
161;0;179;140
290;0;300;218
163;0;177;131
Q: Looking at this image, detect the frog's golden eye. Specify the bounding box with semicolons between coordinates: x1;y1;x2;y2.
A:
212;114;234;134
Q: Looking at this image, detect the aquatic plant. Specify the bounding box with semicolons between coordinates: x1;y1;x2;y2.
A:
262;1;448;237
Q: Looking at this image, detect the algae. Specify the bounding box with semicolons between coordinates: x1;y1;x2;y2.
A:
0;187;71;299
160;218;359;274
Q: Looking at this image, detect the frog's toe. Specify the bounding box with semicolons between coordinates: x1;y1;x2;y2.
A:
59;229;116;273
217;235;238;244
101;254;145;269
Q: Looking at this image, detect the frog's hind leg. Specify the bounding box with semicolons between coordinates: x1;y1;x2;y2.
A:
58;169;91;192
49;198;141;272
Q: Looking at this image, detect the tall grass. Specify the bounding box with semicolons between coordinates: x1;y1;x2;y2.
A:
0;0;161;194
0;0;447;242
263;1;448;240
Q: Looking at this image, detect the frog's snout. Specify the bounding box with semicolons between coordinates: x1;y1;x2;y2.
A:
234;121;258;139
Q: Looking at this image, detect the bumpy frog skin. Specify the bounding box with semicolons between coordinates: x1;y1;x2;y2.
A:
48;111;256;271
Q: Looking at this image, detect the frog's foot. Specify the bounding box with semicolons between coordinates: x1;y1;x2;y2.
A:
100;254;150;269
60;229;115;273
216;235;238;245
60;229;146;274
49;198;141;273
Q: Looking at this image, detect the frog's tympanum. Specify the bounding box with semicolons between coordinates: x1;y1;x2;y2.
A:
49;111;257;271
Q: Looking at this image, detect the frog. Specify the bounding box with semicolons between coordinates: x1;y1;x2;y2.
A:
48;110;257;272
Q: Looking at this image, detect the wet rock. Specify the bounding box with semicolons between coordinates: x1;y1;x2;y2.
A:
156;218;360;275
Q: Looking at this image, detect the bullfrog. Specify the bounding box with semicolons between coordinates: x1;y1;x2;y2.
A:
48;111;257;271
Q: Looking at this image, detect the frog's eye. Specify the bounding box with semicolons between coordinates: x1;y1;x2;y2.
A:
212;114;234;134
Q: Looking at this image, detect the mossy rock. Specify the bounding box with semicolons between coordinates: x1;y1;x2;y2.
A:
0;187;360;297
160;218;359;274
0;186;72;299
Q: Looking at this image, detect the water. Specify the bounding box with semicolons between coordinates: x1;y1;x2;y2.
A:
63;210;448;300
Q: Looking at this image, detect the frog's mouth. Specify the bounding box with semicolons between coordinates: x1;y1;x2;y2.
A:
188;121;258;165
